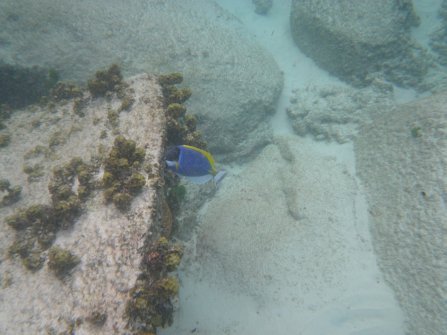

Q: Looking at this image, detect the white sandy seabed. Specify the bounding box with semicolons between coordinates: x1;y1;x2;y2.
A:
159;1;439;334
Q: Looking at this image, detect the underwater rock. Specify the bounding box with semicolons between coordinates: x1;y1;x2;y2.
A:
0;0;282;161
355;91;447;335
0;73;168;334
290;0;428;88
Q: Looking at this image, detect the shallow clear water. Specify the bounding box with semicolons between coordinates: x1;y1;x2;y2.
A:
1;1;446;334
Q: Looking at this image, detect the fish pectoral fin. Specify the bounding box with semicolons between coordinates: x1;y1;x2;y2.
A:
184;174;214;184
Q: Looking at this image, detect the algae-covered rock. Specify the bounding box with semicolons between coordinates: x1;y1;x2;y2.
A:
0;73;167;334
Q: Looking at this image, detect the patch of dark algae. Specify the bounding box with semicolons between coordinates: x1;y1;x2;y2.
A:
6;157;95;273
102;135;146;212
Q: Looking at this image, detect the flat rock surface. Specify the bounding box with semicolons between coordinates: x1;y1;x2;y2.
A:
0;74;165;334
355;91;447;335
0;0;282;161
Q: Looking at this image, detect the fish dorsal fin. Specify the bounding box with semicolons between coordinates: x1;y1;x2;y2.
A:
181;145;217;175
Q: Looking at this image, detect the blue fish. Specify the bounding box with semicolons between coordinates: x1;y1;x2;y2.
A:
165;145;226;184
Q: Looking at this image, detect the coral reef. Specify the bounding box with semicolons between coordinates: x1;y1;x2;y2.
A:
102;135;146;211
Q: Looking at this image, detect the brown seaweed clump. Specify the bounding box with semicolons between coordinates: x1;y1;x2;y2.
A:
102;135;146;211
47;245;80;279
158;72;206;148
126;236;183;333
87;64;124;97
0;132;11;148
0;179;21;206
5;157;96;272
7;204;59;271
50;82;83;101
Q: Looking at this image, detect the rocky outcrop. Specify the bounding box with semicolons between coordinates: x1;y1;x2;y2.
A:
355;92;447;335
0;0;283;161
290;0;428;88
0;74;170;334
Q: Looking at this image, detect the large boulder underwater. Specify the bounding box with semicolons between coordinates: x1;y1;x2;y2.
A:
0;0;283;161
354;91;447;335
289;0;429;88
0;72;178;334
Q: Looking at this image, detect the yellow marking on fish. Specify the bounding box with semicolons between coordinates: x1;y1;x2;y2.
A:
182;145;217;175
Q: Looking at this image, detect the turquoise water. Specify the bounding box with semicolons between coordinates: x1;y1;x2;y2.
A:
1;1;446;334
